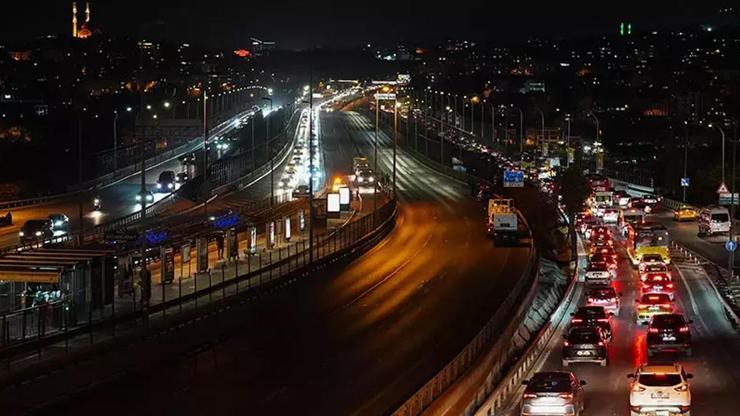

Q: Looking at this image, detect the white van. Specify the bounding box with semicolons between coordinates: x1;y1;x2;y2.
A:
698;206;730;236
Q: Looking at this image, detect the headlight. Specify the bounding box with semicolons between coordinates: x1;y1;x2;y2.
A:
94;199;100;205
136;195;142;201
157;183;162;189
55;221;64;227
369;177;375;182
35;231;42;236
19;231;24;237
168;183;174;189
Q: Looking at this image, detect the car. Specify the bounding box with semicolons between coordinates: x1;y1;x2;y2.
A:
562;326;608;367
19;219;54;243
292;185;310;199
640;263;672;283
520;371;586;416
641;273;675;300
176;172;189;184
636;293;673;324
592;245;617;262
614;191;631;208
585;261;612;285
570;306;613;340
47;213;70;231
0;212;11;226
603;208;619;223
642;194;661;205
180;152;196;165
356;169;375;185
638;254;665;273
156;171;176;192
135;190;155;204
588;252;617;273
647;313;692;357
629;198;652;213
589;225;611;241
673;206;698;221
628;363;692;416
581;218;601;237
585;286;621;316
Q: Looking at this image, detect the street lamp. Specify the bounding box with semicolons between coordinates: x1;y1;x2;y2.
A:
113;110;119;173
263;96;274;209
510;105;523;156
535;108;545;155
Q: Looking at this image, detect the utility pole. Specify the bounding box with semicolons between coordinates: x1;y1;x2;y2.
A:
374;94;379;216
77;117;84;248
203;88;209;217
113;110;118;173
308;74;314;262
731;123;737;278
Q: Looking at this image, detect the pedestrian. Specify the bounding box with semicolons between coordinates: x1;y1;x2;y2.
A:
216;233;225;259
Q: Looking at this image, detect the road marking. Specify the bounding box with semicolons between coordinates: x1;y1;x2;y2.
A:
674;264;709;331
341;228;435;310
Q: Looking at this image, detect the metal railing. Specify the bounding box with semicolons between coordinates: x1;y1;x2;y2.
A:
0;198;397;375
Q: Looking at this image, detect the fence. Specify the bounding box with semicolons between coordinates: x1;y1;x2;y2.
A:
0;198;397;374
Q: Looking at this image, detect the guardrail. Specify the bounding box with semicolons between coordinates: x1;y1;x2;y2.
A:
0;198;398;374
0;106;261;212
471;240;583;415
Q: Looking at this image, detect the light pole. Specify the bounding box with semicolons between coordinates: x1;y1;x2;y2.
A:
113;110;118;173
374;93;380;216
536;108;545;155
589;111;600;144
510;106;523;156
490;103;497;145
263;96;274;208
565;115;572;167
393;101;398;198
709;123;727;184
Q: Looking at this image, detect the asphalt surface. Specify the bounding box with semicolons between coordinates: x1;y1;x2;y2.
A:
501;223;740;415
39;106;533;416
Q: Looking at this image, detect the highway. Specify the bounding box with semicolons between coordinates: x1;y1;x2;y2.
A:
45;104;533;415
500;222;740;415
0;109;269;250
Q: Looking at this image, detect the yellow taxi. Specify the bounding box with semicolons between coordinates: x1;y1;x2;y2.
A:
673;205;698;221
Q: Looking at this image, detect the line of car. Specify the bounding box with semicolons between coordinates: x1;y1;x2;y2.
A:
520;216;694;416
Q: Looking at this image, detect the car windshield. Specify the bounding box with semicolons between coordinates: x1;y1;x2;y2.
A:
641;294;670;304
23;220;46;230
577;307;605;318
638;374;682;387
589;288;615;299
652;314;685;327
527;373;572;393
568;329;600;343
712;213;730;222
587;262;608;271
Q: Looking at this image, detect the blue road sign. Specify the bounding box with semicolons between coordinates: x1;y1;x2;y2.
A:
681;177;690;187
503;170;525;188
726;239;737;253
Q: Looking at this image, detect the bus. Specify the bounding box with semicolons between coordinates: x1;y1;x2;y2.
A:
625;222;670;266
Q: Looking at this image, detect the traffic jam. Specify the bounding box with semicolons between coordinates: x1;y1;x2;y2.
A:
520;175;697;416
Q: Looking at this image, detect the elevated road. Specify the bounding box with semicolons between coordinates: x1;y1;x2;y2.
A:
46;107;535;415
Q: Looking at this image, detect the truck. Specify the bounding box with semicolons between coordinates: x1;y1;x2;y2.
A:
487;198;518;245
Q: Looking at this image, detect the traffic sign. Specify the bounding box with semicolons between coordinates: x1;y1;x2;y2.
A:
374;93;396;100
680;177;690;187
503;170;525;188
717;182;729;194
719;192;739;206
726;240;737;253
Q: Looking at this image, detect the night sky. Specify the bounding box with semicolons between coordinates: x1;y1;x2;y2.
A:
0;1;734;49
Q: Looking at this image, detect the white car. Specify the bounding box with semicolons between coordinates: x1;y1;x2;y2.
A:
603;208;619;223
628;363;692;416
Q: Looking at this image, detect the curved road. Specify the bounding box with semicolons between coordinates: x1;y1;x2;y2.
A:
46;107;532;415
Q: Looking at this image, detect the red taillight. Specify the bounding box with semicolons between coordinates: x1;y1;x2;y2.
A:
679;326;689;333
571;318;583;323
598;341;605;346
674;384;688;392
523;393;537;399
661;303;672;309
564;341;570;346
640;274;648;282
597;318;609;323
654;275;663;281
559;393;573;400
666;283;674;289
638;304;648;309
648;327;659;333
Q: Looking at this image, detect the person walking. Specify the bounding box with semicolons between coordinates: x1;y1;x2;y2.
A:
216;233;225;260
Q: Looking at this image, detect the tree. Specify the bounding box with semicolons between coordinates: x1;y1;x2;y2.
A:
557;164;592;259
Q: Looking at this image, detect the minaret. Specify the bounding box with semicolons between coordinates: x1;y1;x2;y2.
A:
85;2;90;23
72;2;78;38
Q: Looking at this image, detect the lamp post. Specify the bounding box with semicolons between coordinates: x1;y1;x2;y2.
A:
536;108;545;155
709;123;727;184
490;103;497;145
510;106;523;156
263;96;274;208
112;110;118;173
589;111;600;144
